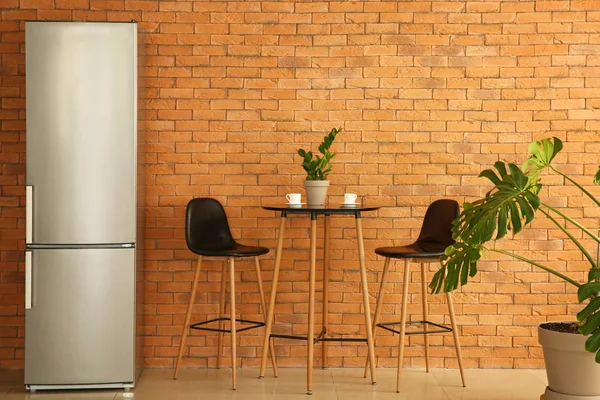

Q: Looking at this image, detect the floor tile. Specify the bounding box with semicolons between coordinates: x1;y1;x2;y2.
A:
335;391;449;400
432;369;546;400
528;369;548;385
3;391;118;400
0;368;547;400
333;368;449;399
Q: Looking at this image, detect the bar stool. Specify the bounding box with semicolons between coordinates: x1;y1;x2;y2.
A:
364;199;466;392
173;198;277;390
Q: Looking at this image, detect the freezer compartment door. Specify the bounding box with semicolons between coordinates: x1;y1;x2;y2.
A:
25;22;137;245
25;248;135;385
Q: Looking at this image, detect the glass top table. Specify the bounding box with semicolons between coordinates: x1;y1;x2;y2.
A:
259;204;380;394
262;204;380;217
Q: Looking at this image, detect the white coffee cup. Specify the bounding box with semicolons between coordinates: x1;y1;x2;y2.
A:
286;193;302;204
343;193;358;204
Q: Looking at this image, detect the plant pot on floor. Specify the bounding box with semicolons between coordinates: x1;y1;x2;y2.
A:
304;180;330;207
539;322;600;400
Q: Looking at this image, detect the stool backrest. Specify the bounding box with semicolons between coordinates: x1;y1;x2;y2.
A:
416;199;460;253
185;198;235;252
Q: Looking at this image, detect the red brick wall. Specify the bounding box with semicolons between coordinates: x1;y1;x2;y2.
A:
1;0;600;370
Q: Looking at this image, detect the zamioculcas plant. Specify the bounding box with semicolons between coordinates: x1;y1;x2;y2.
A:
297;127;342;207
429;137;600;361
297;127;341;181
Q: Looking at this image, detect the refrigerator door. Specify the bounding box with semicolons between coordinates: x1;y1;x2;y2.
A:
26;22;137;245
25;248;135;385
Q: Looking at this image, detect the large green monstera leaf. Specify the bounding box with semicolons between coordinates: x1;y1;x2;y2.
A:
429;242;481;294
458;162;541;244
576;169;600;361
430;161;541;294
523;137;563;183
577;273;600;362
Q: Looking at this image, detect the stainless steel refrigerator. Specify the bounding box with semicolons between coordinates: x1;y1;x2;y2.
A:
25;21;140;391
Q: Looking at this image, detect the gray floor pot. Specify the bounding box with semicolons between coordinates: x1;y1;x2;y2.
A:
304;180;329;207
539;323;600;400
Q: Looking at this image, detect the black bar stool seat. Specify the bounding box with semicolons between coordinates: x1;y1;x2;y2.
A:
185;198;270;258
375;243;445;259
189;243;269;258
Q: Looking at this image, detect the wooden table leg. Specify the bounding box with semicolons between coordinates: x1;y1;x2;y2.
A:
364;257;391;378
259;215;286;379
254;257;278;377
307;215;317;395
322;215;330;370
355;215;377;385
174;256;203;379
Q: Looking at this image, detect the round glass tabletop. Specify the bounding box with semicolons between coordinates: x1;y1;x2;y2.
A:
262;205;380;214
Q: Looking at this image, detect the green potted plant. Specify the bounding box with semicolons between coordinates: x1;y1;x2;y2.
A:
297;127;341;206
430;137;600;400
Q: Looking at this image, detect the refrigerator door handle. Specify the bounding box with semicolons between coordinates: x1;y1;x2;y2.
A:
26;186;33;244
25;252;32;309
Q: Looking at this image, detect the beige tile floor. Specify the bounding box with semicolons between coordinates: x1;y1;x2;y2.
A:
1;368;547;400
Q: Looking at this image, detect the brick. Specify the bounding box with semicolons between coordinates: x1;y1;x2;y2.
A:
56;0;90;8
20;0;54;8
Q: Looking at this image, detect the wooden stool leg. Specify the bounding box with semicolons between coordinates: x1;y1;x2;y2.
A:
254;257;278;377
356;216;377;385
307;217;317;395
322;215;330;370
259;215;287;378
174;256;203;379
396;259;411;393
446;292;466;387
421;264;430;373
217;260;227;369
363;257;391;378
229;257;237;390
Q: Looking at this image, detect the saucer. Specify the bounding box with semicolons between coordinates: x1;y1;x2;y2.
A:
341;203;359;207
287;202;306;208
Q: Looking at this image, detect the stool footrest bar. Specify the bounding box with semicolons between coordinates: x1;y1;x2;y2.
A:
190;317;265;333
377;320;452;336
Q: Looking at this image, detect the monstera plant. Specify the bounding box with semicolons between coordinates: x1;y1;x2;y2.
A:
429;137;600;399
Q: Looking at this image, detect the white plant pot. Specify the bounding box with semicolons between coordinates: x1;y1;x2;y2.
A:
304;180;330;207
539;323;600;400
